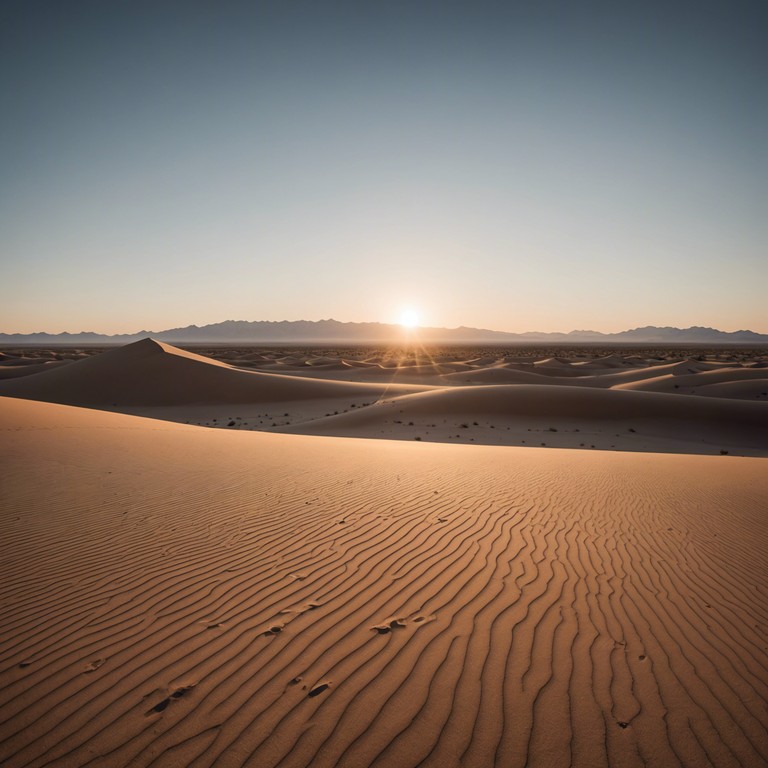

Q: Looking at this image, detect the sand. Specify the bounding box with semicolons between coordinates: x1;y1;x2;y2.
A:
0;339;766;456
0;339;430;407
282;384;768;455
1;340;767;767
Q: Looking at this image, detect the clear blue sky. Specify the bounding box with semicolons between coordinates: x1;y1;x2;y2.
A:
1;0;766;334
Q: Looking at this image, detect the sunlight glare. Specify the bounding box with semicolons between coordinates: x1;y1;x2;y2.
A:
400;309;420;329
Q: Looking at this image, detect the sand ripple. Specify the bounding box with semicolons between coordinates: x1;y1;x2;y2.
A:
1;399;767;767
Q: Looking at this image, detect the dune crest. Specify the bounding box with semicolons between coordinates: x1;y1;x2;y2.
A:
0;339;427;407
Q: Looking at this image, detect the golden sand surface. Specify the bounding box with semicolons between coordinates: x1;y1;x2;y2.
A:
1;341;767;767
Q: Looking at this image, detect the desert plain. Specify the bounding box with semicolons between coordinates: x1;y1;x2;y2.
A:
1;339;767;767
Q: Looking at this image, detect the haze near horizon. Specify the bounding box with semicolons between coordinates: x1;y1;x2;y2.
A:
1;0;766;334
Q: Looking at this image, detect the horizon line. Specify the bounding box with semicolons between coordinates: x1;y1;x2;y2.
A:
2;319;767;337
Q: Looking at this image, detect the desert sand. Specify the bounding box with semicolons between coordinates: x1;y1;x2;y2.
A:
0;338;766;456
1;340;767;767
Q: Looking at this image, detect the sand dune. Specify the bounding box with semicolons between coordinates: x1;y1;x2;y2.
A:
0;357;43;367
441;364;669;386
442;366;564;385
0;359;73;380
1;341;765;457
533;356;570;367
329;358;760;391
0;339;427;407
443;359;747;387
685;378;768;400
614;366;768;394
280;383;768;455
1;396;767;768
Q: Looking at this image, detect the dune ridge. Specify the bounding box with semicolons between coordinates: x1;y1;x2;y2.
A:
1;397;767;767
0;338;429;407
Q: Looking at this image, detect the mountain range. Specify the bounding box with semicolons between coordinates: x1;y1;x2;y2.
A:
1;320;767;345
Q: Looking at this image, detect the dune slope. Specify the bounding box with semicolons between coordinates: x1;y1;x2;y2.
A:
0;339;426;407
1;397;767;767
283;384;768;455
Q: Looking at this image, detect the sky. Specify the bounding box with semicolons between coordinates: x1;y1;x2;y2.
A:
1;0;766;334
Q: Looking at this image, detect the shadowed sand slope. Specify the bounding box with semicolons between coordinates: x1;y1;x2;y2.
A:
0;339;426;407
1;397;767;767
0;360;74;380
614;367;768;394
283;385;768;455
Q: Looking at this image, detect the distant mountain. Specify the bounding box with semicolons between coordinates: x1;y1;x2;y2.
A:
1;321;766;345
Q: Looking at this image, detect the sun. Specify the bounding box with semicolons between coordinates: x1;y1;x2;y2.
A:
399;309;420;329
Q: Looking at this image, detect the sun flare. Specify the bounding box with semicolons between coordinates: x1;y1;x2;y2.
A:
399;309;420;329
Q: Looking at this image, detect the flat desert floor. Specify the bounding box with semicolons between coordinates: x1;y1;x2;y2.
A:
1;341;767;767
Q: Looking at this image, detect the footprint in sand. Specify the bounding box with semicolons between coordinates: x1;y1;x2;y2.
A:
308;682;331;697
150;697;171;714
280;601;322;616
372;618;408;634
145;684;196;715
83;658;106;673
372;611;436;633
200;619;225;629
